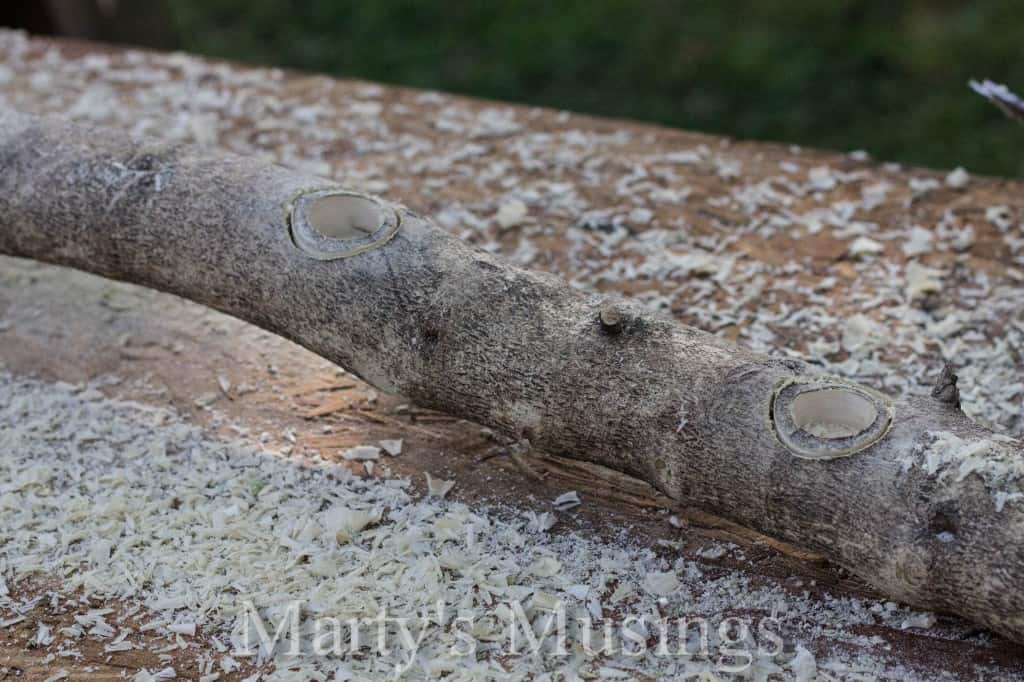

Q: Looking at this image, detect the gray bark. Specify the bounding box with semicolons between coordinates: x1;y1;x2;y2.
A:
2;107;1024;643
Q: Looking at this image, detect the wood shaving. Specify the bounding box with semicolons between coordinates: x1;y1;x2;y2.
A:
945;167;970;189
378;439;403;456
552;490;581;511
848;236;884;258
342;445;381;461
425;472;455;498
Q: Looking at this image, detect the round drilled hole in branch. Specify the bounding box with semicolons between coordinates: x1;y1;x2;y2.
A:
790;389;877;439
772;378;894;460
306;193;383;239
290;189;400;260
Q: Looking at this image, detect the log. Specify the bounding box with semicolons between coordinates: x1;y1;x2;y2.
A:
2;107;1024;642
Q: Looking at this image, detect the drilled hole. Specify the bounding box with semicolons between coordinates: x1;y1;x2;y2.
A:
789;388;877;439
305;194;384;239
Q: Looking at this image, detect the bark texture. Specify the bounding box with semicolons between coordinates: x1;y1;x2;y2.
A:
2;108;1024;642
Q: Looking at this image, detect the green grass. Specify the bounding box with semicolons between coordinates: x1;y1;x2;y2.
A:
170;0;1024;176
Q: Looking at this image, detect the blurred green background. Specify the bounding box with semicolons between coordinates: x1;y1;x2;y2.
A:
7;1;1024;175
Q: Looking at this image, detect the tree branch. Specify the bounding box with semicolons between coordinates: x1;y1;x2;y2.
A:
2;107;1024;642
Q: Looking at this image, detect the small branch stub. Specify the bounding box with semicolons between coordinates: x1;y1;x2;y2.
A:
290;189;400;260
772;377;894;459
931;362;961;409
599;303;623;334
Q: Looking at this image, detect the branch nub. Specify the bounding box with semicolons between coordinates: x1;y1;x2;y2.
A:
931;362;962;409
599;303;623;334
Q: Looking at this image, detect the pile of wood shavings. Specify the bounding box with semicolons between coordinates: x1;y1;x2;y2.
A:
0;372;982;681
